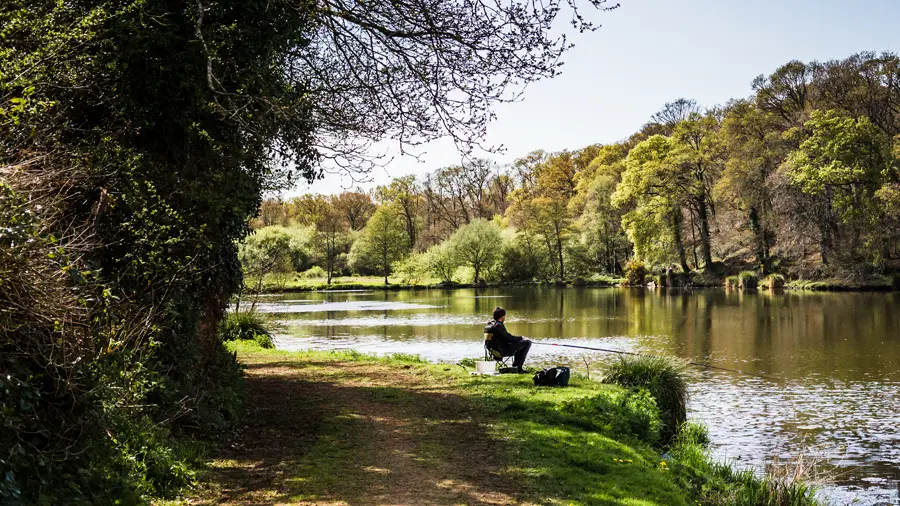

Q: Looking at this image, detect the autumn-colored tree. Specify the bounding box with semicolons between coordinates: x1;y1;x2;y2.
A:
333;190;376;230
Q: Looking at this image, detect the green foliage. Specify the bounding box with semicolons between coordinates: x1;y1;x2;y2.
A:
761;273;786;290
602;355;689;443
423;242;461;283
560;388;662;444
668;430;822;506
239;228;295;281
301;265;328;279
220;311;274;349
623;260;647;286
725;275;740;288
447;219;502;284
348;206;409;283
738;271;759;290
392;252;431;285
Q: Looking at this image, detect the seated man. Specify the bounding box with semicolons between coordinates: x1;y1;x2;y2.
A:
484;306;532;373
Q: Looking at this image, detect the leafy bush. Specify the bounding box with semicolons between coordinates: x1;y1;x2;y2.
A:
560;388;662;444
300;265;328;279
602;355;689;443
738;271;759;290
424;242;460;283
725;275;740;288
393;252;430;284
220;311;274;349
623;260;647;286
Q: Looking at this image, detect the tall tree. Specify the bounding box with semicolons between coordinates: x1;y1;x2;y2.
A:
449;219;502;284
669;113;723;268
351;206;409;284
315;205;350;284
377;175;421;249
333;190;376;230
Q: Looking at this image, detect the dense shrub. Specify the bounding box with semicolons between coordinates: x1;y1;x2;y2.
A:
497;231;552;282
623;260;647;286
602;355;689;443
392;252;430;284
220;311;275;349
300;265;328;279
424;242;460;283
725;275;740;288
560;388;662;444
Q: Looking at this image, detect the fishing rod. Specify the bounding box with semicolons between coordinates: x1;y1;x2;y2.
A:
530;341;774;380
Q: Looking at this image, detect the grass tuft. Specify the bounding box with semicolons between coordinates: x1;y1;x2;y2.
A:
737;271;759;290
220;311;274;348
602;355;689;443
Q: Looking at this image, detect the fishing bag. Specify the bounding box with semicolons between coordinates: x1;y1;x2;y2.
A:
532;367;570;387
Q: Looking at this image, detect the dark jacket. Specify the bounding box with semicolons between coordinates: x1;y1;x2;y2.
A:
484;319;522;356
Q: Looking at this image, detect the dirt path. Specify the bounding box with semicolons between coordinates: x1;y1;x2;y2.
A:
191;355;528;506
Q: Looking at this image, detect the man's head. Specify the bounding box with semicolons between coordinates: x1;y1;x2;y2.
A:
492;307;506;322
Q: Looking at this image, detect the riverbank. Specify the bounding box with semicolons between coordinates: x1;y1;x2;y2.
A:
253;274;624;293
169;342;822;506
249;273;899;294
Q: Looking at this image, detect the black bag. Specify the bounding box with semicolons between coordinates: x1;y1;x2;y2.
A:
532;367;570;387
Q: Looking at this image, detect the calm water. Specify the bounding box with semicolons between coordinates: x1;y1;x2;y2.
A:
258;287;900;505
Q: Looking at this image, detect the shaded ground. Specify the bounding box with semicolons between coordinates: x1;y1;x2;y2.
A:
191;355;528;506
178;345;714;506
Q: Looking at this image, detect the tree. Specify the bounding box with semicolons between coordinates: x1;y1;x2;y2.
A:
350;206;410;284
315;205;350;284
237;229;293;308
669;113;724;269
716;101;785;272
377;175;421;249
651;98;700;134
785;110;893;265
448;219;502;284
333;190;376;230
613;135;689;271
424;242;460;284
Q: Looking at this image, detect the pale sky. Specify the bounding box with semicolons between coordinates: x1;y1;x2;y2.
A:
290;0;899;196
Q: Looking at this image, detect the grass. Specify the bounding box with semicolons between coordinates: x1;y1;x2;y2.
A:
176;342;824;506
760;274;786;290
251;273;627;292
738;271;759;290
602;355;689;444
786;276;894;292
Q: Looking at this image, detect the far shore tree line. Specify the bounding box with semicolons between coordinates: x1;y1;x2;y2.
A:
245;53;900;288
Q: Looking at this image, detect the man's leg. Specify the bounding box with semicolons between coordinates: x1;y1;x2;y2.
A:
512;339;531;370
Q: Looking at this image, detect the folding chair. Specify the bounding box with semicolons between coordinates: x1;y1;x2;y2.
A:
484;332;512;369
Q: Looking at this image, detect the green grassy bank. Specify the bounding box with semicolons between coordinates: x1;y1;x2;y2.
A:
175;342;823;506
250;274;625;292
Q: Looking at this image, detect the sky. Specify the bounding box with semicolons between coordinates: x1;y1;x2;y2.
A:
291;0;899;196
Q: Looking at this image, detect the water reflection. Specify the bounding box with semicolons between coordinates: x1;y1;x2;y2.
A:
265;287;900;505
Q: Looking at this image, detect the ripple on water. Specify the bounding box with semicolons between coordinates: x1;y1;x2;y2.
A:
253;301;441;314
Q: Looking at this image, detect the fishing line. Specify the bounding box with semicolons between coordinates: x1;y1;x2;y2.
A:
530;341;774;380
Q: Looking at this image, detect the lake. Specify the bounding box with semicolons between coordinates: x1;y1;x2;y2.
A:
255;287;900;505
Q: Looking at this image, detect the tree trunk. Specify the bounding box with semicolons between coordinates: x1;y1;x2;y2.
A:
748;206;768;273
697;199;713;268
672;210;690;273
555;226;564;280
